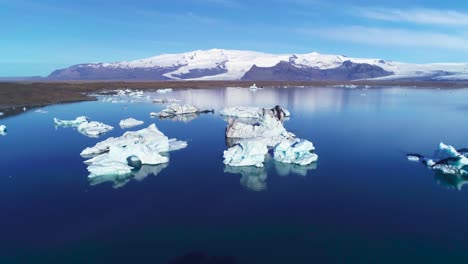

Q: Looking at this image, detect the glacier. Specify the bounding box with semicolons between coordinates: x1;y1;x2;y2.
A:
119;118;144;129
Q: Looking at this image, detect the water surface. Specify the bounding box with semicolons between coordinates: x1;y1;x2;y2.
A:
1;86;468;263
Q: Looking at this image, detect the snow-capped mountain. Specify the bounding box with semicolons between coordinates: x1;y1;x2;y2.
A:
48;49;468;81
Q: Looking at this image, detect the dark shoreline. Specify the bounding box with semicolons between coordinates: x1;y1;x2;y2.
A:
1;80;467;118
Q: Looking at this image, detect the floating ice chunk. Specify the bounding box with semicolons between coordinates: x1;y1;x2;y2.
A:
273;139;318;166
54;116;89;127
0;112;4;116
77;121;113;138
119;118;144;129
221;106;290;119
434;142;460;159
0;125;6;135
223;140;268;167
35;109;48;114
82;124;186;178
157;88;173;94
81;124;173;157
406;153;423;162
23;107;27;111
153;98;180;104
151;103;213;119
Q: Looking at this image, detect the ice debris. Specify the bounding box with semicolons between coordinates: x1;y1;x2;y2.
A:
223;106;318;169
119;118;144;129
81;124;186;178
150;103;213;118
35;109;48;114
0;112;4;116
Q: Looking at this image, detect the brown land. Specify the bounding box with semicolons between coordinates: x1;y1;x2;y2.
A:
0;80;467;117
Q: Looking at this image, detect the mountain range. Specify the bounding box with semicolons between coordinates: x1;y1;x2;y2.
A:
47;49;468;81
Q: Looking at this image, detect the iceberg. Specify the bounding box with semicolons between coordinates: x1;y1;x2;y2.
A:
0;112;4;116
150;103;213;118
77;121;114;138
81;124;186;178
407;142;468;182
223;140;268;167
157;88;173;94
119;118;144;129
54;116;89;127
273;139;318;166
35;109;48;114
0;125;6;135
221;106;290;119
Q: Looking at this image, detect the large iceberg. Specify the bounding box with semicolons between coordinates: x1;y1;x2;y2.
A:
223;105;318;169
54;116;89;127
81;124;186;178
223;140;268;167
119;118;144;129
150;103;213;118
77;121;114;138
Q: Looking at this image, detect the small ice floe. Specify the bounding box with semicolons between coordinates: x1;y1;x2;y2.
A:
223;105;318;169
81;124;186;178
22;107;27;112
273;139;318;166
223;140;268;167
220;106;290;119
0;125;7;135
77;121;113;138
55;116;112;137
157;88;173;94
117;89;144;97
407;142;468;190
153;98;180;104
35;109;48;114
119;118;144;129
54;116;89;127
0;112;4;116
150;104;213;119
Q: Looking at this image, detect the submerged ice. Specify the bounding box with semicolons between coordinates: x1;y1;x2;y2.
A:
81;124;186;178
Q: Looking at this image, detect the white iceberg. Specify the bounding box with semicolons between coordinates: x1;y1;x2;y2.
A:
221;106;290;119
54;116;89;127
77;121;114;138
273;139;318;166
223;105;318;169
150;103;199;118
0;125;6;135
81;124;186;178
35;109;48;114
119;118;144;129
223;140;268;167
0;112;4;116
157;88;173;94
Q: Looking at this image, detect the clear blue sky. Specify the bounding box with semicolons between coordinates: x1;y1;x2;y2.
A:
2;0;468;76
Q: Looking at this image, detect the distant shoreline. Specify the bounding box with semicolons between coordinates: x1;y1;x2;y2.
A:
1;80;467;118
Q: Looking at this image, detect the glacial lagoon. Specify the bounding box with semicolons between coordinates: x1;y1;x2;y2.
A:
1;86;468;263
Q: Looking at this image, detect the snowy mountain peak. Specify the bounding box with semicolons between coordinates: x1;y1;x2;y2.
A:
48;49;468;81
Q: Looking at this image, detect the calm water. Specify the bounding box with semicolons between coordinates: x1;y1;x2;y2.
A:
1;86;468;263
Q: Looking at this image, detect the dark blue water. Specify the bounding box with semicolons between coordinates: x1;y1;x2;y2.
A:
1;87;468;263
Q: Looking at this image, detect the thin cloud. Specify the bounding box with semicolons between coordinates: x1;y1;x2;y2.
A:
298;26;468;50
356;7;468;26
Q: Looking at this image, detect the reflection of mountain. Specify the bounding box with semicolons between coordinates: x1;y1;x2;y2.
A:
89;164;168;188
434;170;468;191
224;165;268;192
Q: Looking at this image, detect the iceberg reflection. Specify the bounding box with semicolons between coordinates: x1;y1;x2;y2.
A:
89;163;168;188
224;165;268;192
